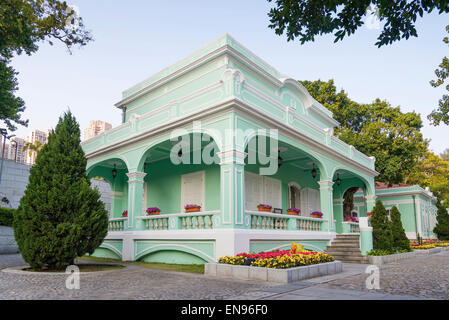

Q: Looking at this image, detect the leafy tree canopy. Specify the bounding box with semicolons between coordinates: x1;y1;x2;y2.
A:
0;0;92;131
267;0;449;47
428;25;449;126
301;79;428;185
406;151;449;205
441;148;449;161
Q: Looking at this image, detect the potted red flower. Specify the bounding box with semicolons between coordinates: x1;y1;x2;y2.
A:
146;207;161;215
122;210;128;217
367;212;372;218
257;204;272;212
287;208;301;215
311;211;323;218
185;204;201;213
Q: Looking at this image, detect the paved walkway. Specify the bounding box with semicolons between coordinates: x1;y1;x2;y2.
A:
0;251;447;300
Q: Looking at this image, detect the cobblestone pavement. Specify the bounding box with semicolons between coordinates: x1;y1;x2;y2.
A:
0;256;276;300
1;252;448;300
316;250;449;299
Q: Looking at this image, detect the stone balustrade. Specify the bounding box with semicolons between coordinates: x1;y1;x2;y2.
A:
108;217;126;231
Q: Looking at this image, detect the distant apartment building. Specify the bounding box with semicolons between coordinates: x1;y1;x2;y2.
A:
9;137;27;164
25;129;51;165
0;140;9;161
83;120;112;141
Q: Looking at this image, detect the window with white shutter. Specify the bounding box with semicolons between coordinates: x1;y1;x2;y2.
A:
181;171;205;212
245;171;281;210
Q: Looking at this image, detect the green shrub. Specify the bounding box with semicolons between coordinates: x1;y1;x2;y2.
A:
434;199;449;240
390;206;411;251
13;111;108;270
0;207;15;226
367;249;393;256
371;199;393;251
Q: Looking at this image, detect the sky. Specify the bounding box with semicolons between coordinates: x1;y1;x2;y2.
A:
5;1;449;154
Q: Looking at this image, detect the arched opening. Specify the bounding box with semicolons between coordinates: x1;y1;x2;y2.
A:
331;168;372;233
87;158;129;219
136;133;221;215
243;134;326;216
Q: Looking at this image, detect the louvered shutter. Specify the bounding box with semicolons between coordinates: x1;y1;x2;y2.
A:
181;171;204;211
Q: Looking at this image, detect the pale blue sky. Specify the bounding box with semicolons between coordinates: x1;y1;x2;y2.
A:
6;1;449;154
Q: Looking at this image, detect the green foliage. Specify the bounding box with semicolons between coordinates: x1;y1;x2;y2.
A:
0;0;93;131
267;1;449;47
428;25;449;126
367;248;411;256
371;200;393;251
433;199;449;240
13;111;108;270
390;206;411;251
0;60;27;131
441;149;449;162
301;79;428;185
0;207;15;226
406;151;449;206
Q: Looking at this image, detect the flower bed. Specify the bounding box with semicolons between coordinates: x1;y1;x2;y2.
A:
217;243;334;269
411;244;436;250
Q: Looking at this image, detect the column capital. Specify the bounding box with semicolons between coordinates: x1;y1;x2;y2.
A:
318;180;334;189
217;149;247;166
126;171;147;183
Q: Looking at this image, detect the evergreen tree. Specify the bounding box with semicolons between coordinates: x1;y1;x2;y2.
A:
13;111;108;269
371;200;393;252
390;206;410;251
434;199;449;240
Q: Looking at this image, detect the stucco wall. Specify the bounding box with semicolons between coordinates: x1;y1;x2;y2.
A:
0;159;111;214
0;226;18;254
0;160;30;209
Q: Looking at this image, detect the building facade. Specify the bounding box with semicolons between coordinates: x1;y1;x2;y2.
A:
81;35;378;264
354;184;438;240
83;120;112;141
25;129;50;165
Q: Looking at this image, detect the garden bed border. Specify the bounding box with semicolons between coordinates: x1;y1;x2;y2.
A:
368;251;416;265
204;261;342;283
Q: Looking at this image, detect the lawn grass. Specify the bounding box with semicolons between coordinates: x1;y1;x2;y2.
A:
78;255;205;274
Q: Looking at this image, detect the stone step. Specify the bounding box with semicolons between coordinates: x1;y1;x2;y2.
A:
326;250;363;256
330;240;360;245
328;243;360;248
335;234;360;238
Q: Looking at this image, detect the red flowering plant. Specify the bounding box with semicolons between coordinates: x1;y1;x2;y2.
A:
184;204;201;209
287;208;301;214
257;204;272;209
344;216;359;223
311;211;323;218
122;210;128;217
146;207;161;215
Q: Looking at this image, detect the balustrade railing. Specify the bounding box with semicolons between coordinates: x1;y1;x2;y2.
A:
295;217;323;231
108;218;126;231
342;221;360;233
137;211;219;231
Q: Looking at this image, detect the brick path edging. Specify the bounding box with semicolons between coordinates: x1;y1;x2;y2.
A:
205;261;342;283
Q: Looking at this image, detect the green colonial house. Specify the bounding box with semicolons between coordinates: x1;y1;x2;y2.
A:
81;35;379;264
354;183;438;240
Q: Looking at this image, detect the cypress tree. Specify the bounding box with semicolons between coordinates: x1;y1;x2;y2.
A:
13;111;108;270
434;199;449;240
390;206;410;251
371;199;393;252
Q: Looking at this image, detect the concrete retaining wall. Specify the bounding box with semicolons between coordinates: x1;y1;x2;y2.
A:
0;226;18;254
205;261;342;283
368;251;416;265
414;247;442;255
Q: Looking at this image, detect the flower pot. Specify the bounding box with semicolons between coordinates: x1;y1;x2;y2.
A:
186;207;201;213
257;207;272;212
147;211;160;216
287;210;299;215
311;214;322;219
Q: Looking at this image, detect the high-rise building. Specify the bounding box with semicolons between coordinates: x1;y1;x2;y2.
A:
0;140;9;161
9;137;27;164
83;120;112;141
25;129;51;165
